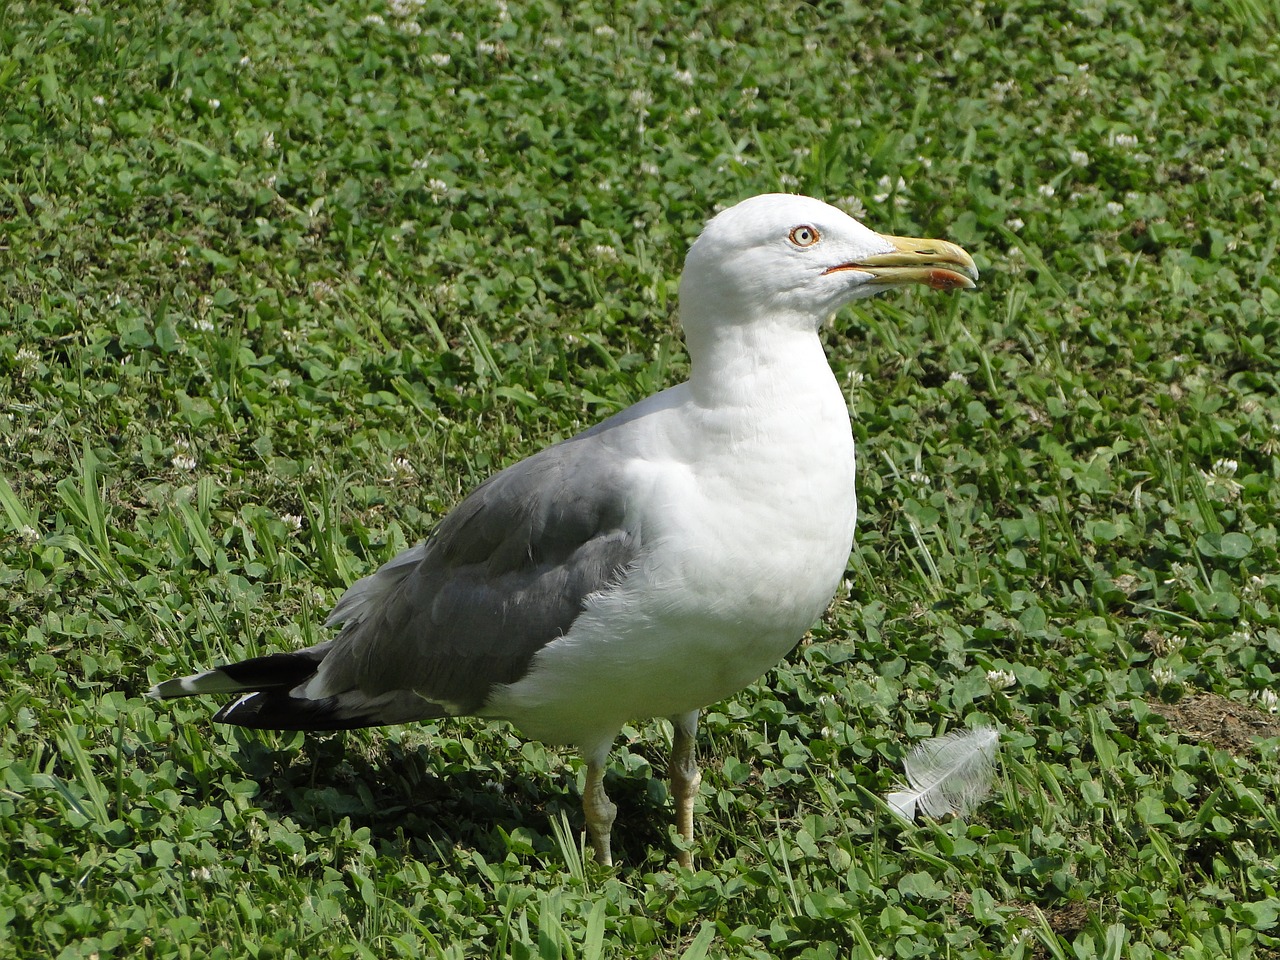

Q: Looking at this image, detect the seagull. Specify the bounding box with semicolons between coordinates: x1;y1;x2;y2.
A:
149;194;977;867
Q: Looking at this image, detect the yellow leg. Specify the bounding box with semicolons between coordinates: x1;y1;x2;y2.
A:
582;756;617;867
669;710;702;869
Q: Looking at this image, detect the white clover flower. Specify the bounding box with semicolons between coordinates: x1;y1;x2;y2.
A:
172;453;197;471
683;105;701;119
839;196;867;219
1105;201;1124;216
91;94;106;106
1212;458;1238;477
1006;216;1025;231
908;471;930;487
986;668;1016;690
1037;183;1055;198
673;68;694;86
308;279;335;301
261;130;275;152
191;317;214;333
411;157;430;170
427;178;448;198
1151;665;1178;687
1110;132;1139;149
207;98;221;110
19;525;39;545
430;52;452;67
391;457;416;480
362;13;385;26
282;514;303;533
873;175;905;203
593;24;616;37
399;20;422;36
238;55;252;68
1202;459;1242;502
1069;149;1089;166
590;244;619;262
1256;689;1279;714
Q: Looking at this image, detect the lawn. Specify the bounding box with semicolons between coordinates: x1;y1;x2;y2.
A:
3;0;1280;956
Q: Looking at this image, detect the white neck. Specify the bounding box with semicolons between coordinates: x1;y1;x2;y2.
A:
684;312;834;410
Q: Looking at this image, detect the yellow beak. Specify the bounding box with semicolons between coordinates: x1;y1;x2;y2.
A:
823;234;979;291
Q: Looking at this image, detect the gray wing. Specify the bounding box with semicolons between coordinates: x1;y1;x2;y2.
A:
315;433;640;715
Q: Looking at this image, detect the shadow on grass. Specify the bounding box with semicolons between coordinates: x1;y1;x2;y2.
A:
224;726;671;867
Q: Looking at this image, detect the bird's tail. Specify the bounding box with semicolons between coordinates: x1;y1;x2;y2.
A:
147;643;425;731
149;650;371;732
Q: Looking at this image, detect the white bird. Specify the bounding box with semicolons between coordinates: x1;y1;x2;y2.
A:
149;194;977;867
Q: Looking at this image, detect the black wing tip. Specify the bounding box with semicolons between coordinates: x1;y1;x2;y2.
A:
148;647;329;702
216;649;328;691
213;692;384;731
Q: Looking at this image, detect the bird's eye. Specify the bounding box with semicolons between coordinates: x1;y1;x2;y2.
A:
788;225;820;248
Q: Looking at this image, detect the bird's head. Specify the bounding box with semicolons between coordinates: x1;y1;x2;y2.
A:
679;193;978;333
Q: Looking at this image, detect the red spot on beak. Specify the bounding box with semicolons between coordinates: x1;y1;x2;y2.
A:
925;269;970;291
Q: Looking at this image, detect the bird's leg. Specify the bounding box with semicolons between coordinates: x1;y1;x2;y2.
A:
669;709;702;869
582;754;617;867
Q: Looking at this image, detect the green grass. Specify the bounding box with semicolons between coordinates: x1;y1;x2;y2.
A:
3;0;1280;956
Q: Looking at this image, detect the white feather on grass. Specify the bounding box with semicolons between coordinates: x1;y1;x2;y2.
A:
887;726;999;822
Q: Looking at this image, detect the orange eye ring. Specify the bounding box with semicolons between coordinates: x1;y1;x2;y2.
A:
788;225;820;247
